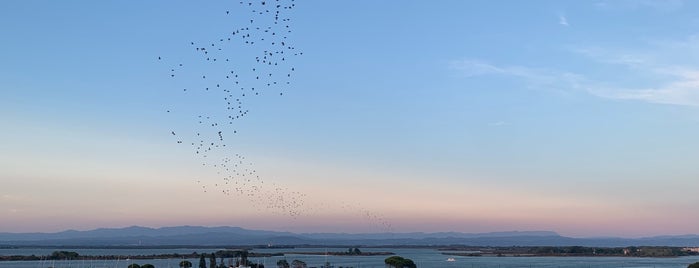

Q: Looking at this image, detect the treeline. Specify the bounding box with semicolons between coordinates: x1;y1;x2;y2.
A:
285;248;392;256
118;250;266;268
528;246;622;255
526;246;696;257
0;251;83;261
442;246;699;257
0;250;281;262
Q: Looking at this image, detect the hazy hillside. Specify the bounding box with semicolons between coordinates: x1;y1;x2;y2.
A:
1;226;698;247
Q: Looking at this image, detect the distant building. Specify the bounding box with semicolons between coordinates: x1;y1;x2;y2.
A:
683;247;699;253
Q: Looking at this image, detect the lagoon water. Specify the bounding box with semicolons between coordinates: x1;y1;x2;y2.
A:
2;247;699;268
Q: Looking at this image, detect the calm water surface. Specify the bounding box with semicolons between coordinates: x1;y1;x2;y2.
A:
1;248;698;268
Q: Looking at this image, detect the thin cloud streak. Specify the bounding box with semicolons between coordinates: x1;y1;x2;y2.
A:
571;39;699;106
558;15;569;26
488;121;508;127
452;36;699;107
587;72;699;106
449;60;583;86
570;47;651;68
594;0;685;11
449;59;585;92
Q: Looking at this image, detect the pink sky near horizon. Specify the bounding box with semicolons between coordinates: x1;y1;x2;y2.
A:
2;144;699;237
2;168;698;238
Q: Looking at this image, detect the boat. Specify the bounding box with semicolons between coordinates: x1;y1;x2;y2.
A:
446;257;456;262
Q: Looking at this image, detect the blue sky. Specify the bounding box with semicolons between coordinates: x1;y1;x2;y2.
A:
2;0;699;237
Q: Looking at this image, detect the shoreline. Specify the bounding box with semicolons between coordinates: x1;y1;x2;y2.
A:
441;252;682;258
2;245;698;262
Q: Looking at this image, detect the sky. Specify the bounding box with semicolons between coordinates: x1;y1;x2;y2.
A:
2;0;699;238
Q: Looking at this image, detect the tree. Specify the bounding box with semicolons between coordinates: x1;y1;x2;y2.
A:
142;264;155;268
291;260;306;268
384;256;416;268
240;250;249;266
210;253;217;268
688;262;699;268
209;253;216;268
401;259;416;268
180;260;193;268
128;264;141;268
199;254;207;268
276;259;289;268
49;251;80;260
346;248;362;255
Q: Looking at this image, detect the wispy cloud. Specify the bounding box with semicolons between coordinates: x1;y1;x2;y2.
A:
558;15;569;27
586;70;699;106
450;60;585;91
449;60;505;77
452;35;699;107
594;0;684;11
571;37;699;106
488;121;508;127
450;60;582;85
570;47;651;68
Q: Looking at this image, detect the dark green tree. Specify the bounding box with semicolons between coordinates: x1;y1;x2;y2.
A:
199;254;207;268
209;253;216;268
49;251;80;260
142;264;155;268
240;250;249;266
353;248;362;255
128;264;141;268
179;260;193;268
384;256;416;268
291;260;306;268
688;262;699;268
385;256;401;268
276;259;289;268
401;259;416;268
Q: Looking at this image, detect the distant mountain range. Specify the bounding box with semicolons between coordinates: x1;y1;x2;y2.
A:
1;226;698;247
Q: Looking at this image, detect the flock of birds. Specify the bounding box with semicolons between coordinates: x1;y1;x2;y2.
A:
160;0;393;231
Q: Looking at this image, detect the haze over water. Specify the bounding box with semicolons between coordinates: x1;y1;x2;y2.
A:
2;0;699;239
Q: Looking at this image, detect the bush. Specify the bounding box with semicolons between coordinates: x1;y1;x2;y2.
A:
688;262;699;268
384;256;416;268
49;251;80;260
180;260;193;268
